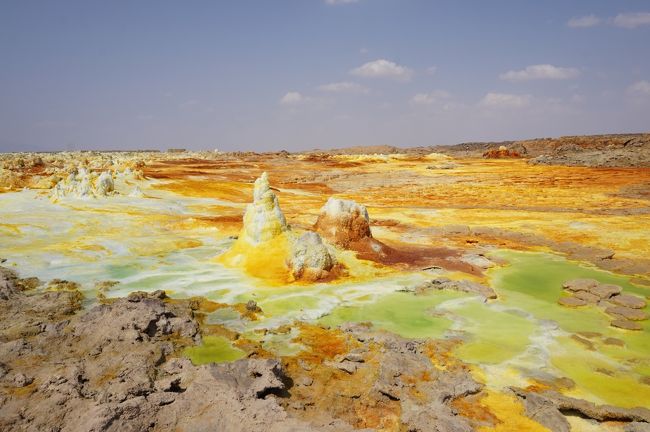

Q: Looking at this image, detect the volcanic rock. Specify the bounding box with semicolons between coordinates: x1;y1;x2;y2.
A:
0;268;344;432
512;387;650;429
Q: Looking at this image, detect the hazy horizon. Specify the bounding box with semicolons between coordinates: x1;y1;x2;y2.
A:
2;0;650;153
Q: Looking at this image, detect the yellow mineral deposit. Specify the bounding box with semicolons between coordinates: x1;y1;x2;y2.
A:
217;172;344;284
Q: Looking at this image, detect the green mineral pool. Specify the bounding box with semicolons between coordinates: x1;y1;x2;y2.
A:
183;335;246;365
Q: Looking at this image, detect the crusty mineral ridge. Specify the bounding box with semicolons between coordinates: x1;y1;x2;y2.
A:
314;197;372;248
241;172;288;244
289;231;336;281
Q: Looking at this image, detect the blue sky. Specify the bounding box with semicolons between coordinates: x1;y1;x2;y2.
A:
1;0;649;152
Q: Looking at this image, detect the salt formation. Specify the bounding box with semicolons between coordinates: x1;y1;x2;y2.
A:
220;173;337;282
50;168;98;200
49;165;145;200
94;171;115;196
289;232;336;281
241;172;288;244
314;197;372;248
129;186;144;198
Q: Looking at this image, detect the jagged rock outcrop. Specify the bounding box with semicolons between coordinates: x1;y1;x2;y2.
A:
512;387;650;431
0;268;349;432
282;322;487;431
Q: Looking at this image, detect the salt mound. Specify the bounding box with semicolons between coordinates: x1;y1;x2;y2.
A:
95;171;115;196
50;168;117;200
314;197;372;248
241;172;288;244
220;173;338;283
289;232;336;281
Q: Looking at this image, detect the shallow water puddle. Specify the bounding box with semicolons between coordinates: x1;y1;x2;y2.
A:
486;250;650;407
183;335;245;365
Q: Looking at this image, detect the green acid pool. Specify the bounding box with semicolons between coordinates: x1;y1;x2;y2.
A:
183;335;246;365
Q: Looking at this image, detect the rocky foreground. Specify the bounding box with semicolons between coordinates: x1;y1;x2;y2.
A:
2;267;650;432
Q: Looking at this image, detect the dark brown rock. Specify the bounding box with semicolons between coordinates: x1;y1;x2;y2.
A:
606;306;648;321
558;296;587;307
592;283;623;299
610;294;647;309
611;319;643;331
562;279;598;292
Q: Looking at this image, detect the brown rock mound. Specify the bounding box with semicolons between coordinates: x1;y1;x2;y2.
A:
313;198;481;275
314;197;372;248
482;146;521;159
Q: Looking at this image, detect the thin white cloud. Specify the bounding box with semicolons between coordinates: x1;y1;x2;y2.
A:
500;64;580;82
628;80;650;96
479;92;531;109
179;99;200;110
350;59;413;81
613;12;650;28
567;14;601;28
280;91;307;105
411;90;451;105
325;0;359;4
426;66;438;75
317;81;369;94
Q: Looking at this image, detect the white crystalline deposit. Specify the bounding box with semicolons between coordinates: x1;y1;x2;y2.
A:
314;197;372;248
95;171;115;196
321;197;369;221
241;172;288;244
129;186;144;198
229;172;338;282
289;231;336;280
50;168;116;200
